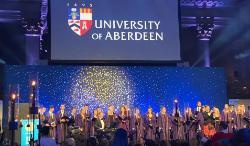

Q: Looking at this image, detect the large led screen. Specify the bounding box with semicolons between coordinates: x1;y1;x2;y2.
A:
50;0;181;61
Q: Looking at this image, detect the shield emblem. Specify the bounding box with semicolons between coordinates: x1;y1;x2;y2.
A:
68;7;92;36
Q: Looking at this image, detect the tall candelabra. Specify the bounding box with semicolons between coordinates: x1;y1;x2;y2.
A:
9;93;18;146
29;81;38;146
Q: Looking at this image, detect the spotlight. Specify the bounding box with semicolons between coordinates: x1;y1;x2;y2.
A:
31;81;36;87
174;99;178;103
11;93;16;101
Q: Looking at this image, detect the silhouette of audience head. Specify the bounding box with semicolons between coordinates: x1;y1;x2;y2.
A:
110;128;128;146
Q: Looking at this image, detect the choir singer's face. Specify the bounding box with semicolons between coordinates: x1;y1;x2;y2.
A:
161;107;166;114
135;108;140;115
224;104;229;110
85;105;89;111
187;108;192;114
72;108;77;114
61;105;65;110
50;107;54;112
93;110;98;118
108;105;114;112
99;112;104;119
197;102;201;107
148;108;152;114
205;106;210;112
42;107;46;113
97;107;101;113
121;106;126;113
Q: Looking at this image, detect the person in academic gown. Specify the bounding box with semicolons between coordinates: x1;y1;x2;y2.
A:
68;107;78;127
192;108;205;145
230;105;237;130
184;107;200;146
170;108;185;140
144;107;156;141
247;106;250;128
196;101;202;113
78;105;92;137
211;107;221;131
106;105;117;129
56;104;68;143
94;111;106;142
221;104;236;133
94;111;106;133
202;105;213;123
157;106;170;142
90;108;99;136
39;107;47;127
47;106;56;138
202;105;216;138
117;105;130;131
130;108;144;145
236;105;248;130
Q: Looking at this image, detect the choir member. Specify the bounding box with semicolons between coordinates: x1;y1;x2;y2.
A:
94;111;106;131
170;107;185;140
56;104;68;144
196;101;202;112
193;107;204;145
93;109;99;121
248;106;250;117
106;105;117;129
144;107;156;141
130;108;144;144
78;106;91;138
69;107;78;127
236;104;247;129
124;105;131;117
39;107;47;126
231;105;237;126
78;107;85;131
230;105;237;115
247;106;250;128
157;106;170;142
221;104;236;133
211;107;220;131
184;107;197;144
95;111;109;143
47;106;56;138
202;105;213;123
202;106;217;138
193;104;204;133
96;107;102;116
201;106;206;113
85;105;92;137
91;108;101;136
117;105;130;131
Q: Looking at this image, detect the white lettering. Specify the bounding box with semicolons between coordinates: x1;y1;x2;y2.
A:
105;32;113;40
94;20;161;30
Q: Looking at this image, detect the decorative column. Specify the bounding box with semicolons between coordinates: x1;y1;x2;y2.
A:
21;0;49;65
40;0;49;60
195;0;215;67
22;23;40;65
196;16;214;67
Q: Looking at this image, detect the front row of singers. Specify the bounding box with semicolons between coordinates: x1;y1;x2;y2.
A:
38;102;250;144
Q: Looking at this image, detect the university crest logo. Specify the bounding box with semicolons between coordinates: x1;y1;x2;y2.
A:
68;3;93;36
